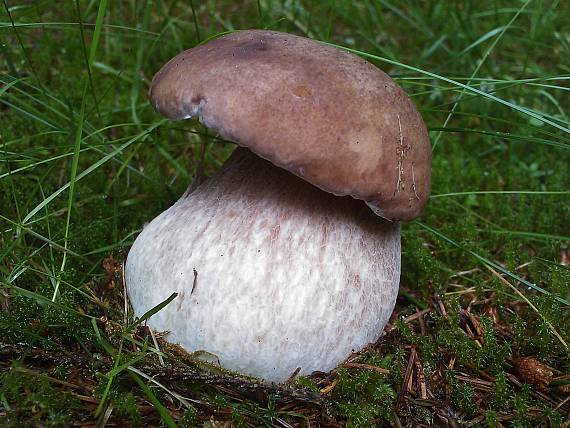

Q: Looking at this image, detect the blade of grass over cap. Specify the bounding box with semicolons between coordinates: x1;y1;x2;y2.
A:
324;44;570;135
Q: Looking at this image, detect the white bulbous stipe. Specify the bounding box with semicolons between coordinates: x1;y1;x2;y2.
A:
126;148;400;382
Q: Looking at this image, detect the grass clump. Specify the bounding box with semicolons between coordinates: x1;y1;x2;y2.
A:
1;0;569;426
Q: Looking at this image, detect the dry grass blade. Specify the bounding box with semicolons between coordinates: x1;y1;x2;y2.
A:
485;265;568;349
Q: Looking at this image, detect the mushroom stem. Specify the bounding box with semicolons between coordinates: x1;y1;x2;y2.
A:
126;148;401;382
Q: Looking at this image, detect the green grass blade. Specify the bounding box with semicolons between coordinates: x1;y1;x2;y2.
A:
417;222;570;307
88;0;108;69
21;120;165;225
6;284;97;319
135;292;178;325
431;190;570;198
53;80;88;301
325;43;570;135
128;370;177;428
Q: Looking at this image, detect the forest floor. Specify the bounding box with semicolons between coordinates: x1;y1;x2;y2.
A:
1;1;569;426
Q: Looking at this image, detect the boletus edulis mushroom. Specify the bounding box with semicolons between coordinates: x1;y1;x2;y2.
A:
126;30;431;382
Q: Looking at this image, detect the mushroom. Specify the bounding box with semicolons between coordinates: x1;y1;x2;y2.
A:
126;30;431;382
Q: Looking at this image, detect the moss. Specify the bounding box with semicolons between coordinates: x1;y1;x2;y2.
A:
295;375;320;392
333;367;395;426
0;367;82;427
511;385;533;428
484;410;499;427
109;391;142;426
490;371;509;411
178;407;200;427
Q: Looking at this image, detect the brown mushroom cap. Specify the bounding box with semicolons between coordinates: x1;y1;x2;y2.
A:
150;30;431;221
